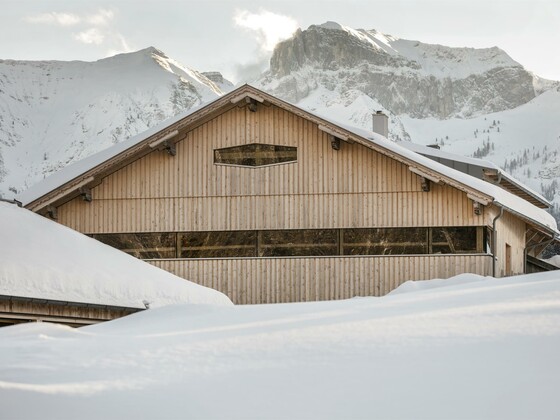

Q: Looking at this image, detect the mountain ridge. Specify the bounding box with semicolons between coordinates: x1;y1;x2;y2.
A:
1;23;560;221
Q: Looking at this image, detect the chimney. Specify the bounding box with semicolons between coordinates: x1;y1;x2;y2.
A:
372;111;388;138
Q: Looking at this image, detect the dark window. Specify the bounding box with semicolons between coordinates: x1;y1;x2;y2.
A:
214;143;297;167
259;229;338;257
343;228;429;255
91;226;486;260
180;231;256;258
92;232;177;259
431;227;482;254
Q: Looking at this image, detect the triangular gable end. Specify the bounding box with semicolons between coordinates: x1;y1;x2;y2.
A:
19;85;558;236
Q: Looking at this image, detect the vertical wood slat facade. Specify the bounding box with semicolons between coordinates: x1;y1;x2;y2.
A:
150;255;493;305
487;206;526;276
51;102;512;304
58;105;486;233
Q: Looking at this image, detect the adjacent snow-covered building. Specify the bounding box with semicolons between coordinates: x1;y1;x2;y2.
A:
19;85;558;304
0;201;231;326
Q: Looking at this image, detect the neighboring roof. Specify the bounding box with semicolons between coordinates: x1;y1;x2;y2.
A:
0;202;232;308
18;84;559;235
399;141;550;209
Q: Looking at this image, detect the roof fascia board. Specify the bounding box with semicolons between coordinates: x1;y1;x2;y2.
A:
148;129;179;148
494;201;557;237
317;125;350;142
230;92;265;104
408;167;441;184
29;176;95;212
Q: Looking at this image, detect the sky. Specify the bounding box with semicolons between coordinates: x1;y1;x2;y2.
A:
2;0;560;83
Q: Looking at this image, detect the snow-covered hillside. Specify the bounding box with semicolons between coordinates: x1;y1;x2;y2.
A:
1;271;559;419
0;47;231;196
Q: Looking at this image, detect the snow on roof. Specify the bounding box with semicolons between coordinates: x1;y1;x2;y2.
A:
331;121;558;233
398;141;501;170
398;141;550;206
0;202;232;308
17;85;558;234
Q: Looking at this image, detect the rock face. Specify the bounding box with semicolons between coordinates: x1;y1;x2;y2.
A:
0;48;233;196
255;22;560;221
258;23;542;119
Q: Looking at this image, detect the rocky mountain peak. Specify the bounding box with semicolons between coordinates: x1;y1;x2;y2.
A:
259;23;537;119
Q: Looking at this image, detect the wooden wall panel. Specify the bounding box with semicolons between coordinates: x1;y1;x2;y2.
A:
486;206;526;276
59;186;483;233
57;100;485;232
150;255;493;304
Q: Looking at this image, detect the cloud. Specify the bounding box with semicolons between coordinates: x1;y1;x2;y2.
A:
24;8;127;54
87;9;115;26
74;28;105;45
105;34;134;56
24;12;81;26
234;10;298;52
24;9;115;27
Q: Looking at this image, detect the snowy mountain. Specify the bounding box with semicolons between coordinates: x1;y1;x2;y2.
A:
0;47;231;195
2;24;560;218
254;22;560;216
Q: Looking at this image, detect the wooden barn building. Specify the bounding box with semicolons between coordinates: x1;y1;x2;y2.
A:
19;85;558;305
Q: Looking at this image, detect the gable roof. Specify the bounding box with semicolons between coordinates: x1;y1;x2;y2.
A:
18;84;558;235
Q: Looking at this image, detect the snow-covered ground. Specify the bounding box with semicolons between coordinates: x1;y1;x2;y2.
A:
1;271;559;419
0;202;231;308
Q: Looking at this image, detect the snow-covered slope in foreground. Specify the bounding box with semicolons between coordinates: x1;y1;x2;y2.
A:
1;272;560;419
0;202;231;308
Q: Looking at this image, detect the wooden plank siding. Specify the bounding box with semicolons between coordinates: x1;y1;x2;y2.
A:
58;105;485;233
486;205;526;276
149;255;493;305
52;104;496;303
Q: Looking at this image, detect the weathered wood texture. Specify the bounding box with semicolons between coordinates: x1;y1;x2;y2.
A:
150;255;492;304
58;105;485;233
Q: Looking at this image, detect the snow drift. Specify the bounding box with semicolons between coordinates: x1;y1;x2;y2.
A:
0;202;231;308
1;271;559;419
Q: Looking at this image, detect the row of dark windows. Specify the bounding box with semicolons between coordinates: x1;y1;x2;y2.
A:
91;227;487;260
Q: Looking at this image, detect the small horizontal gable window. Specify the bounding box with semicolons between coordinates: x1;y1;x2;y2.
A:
214;143;297;167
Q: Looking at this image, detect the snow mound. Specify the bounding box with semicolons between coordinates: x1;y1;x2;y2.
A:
1;271;560;419
0;202;232;308
389;273;486;295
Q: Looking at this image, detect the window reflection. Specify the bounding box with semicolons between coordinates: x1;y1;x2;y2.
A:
92;232;176;259
180;231;256;258
259;229;338;257
91;227;486;259
214;143;297;167
343;228;428;255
